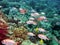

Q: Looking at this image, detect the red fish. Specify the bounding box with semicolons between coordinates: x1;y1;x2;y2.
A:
37;16;47;21
38;34;49;40
1;39;17;45
19;8;26;14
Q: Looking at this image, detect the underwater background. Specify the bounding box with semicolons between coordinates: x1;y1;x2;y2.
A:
0;0;60;45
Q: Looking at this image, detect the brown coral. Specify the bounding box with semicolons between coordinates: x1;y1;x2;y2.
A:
9;26;28;45
13;27;28;40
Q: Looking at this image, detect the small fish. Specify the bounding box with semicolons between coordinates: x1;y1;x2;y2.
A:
26;20;37;25
41;12;45;15
29;17;35;21
31;12;39;17
35;28;46;33
54;14;58;16
40;39;44;45
10;7;17;12
38;28;46;32
1;39;17;45
26;20;34;24
19;8;26;14
56;22;60;25
0;6;2;8
37;16;47;21
27;32;35;36
38;34;49;40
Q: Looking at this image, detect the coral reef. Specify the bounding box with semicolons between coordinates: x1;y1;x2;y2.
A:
0;0;60;45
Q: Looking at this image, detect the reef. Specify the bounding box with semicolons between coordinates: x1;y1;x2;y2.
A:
0;0;60;45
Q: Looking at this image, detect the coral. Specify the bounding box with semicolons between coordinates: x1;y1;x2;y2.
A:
13;27;28;40
21;40;38;45
0;0;60;45
0;12;9;45
8;26;28;45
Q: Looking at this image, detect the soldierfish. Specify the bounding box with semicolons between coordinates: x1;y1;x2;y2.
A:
29;17;35;21
1;39;17;45
19;8;26;14
26;20;37;25
38;28;46;32
34;28;46;33
31;12;39;17
37;16;47;21
27;32;35;36
38;34;49;40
